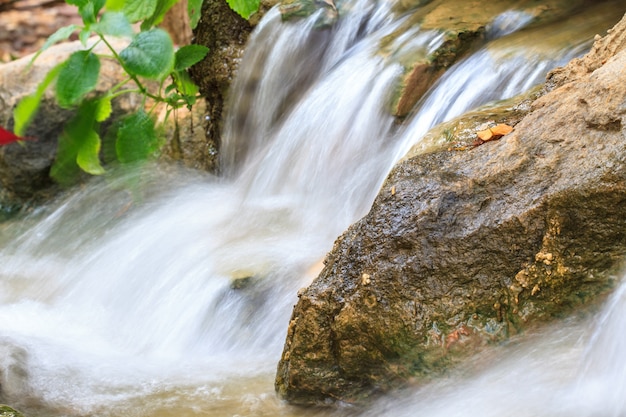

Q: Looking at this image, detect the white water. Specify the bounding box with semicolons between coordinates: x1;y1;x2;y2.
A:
0;1;624;416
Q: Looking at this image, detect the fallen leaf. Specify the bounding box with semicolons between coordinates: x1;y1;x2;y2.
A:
476;123;513;142
476;128;494;141
491;123;513;136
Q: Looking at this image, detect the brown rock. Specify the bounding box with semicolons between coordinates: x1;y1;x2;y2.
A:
276;13;626;406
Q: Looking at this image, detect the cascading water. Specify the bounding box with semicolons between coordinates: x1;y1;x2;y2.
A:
0;1;623;416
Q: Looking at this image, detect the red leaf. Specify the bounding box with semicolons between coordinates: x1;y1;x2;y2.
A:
0;127;23;145
0;126;35;145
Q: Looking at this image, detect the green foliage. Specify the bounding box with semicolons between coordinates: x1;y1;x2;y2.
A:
187;0;203;29
13;63;63;136
56;50;101;108
119;29;175;79
226;0;260;19
123;0;157;22
13;0;260;185
141;0;180;29
174;44;209;71
93;12;134;37
116;111;161;163
51;100;103;183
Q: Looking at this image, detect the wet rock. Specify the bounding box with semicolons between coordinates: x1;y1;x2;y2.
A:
276;13;626;405
278;0;338;28
189;0;256;175
158;99;219;172
0;340;33;408
390;0;621;117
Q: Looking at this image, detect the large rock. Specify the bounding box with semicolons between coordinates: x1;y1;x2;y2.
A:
275;13;626;405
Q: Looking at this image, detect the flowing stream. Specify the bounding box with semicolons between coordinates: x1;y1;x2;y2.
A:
0;1;624;416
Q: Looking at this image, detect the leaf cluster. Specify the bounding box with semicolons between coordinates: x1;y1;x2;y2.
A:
13;0;212;184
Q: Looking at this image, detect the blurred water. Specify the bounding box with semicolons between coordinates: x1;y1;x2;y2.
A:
0;1;623;416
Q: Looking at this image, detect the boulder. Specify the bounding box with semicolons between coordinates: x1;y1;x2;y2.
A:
275;13;626;405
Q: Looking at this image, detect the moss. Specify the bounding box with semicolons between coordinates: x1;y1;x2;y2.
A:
0;405;24;417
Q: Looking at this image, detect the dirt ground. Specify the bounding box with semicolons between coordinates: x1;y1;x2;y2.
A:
0;0;83;62
0;0;192;63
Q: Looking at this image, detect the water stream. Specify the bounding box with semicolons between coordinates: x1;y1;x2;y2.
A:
0;1;624;416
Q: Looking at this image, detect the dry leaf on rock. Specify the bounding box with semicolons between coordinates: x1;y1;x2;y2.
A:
476;123;513;141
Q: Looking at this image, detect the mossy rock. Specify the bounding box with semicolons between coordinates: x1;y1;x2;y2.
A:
0;405;24;417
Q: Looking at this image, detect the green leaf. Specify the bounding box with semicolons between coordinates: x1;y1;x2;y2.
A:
93;0;106;15
13;63;64;136
141;0;180;30
56;50;101;108
13;96;41;137
119;29;174;79
77;129;106;175
51;133;81;185
29;25;79;66
105;0;124;11
78;2;98;24
171;70;199;99
174;44;209;71
51;100;100;184
79;27;92;45
226;0;259;19
188;0;203;29
66;0;88;6
123;0;158;22
93;12;134;37
116;111;160;163
95;96;113;122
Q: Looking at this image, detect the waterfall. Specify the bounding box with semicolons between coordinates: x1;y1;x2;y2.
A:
0;0;623;416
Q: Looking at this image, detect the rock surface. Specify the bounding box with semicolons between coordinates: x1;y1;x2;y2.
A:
276;13;626;405
0;339;35;411
389;0;618;117
189;0;255;174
